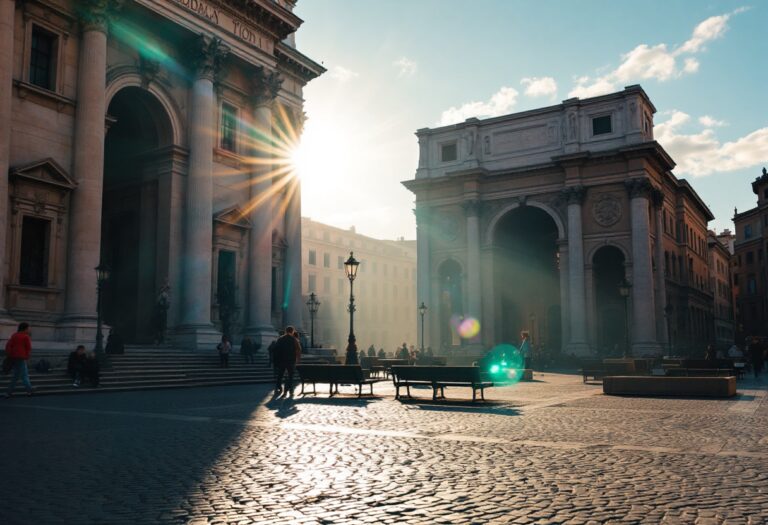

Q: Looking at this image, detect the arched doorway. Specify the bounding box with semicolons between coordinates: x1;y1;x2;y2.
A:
493;206;560;350
438;259;463;351
102;87;173;343
593;245;627;355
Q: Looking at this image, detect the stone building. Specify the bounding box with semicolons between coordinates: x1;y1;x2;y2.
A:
0;0;323;349
404;85;721;357
301;217;417;353
708;230;735;348
732;168;768;340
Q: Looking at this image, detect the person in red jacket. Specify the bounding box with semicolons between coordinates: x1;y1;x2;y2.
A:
4;322;33;397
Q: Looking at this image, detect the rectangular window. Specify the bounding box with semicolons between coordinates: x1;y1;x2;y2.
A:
308;273;316;291
748;275;756;294
29;25;57;90
19;217;50;286
745;224;753;239
216;250;236;311
441;142;457;162
747;251;754;264
323;253;330;268
308;250;316;265
220;103;238;152
592;115;612;135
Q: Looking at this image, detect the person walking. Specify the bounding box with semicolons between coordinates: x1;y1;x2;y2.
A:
67;345;87;387
4;322;34;398
272;326;301;398
520;331;532;370
748;337;764;379
217;335;231;368
240;336;254;364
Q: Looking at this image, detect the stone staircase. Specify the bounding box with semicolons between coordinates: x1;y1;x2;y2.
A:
2;350;327;396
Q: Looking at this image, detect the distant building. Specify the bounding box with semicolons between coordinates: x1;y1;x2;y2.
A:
708;231;735;348
404;85;724;357
732;168;768;341
301;218;417;353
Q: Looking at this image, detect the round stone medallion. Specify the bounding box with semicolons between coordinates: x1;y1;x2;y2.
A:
592;193;622;227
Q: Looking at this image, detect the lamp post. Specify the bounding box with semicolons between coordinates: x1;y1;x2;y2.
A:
94;262;110;354
618;278;632;358
306;292;320;349
664;303;674;357
343;252;359;363
418;302;427;352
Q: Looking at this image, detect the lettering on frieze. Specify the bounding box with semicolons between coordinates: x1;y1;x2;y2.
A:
170;0;266;51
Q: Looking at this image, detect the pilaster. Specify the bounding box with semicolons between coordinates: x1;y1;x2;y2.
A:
562;185;590;355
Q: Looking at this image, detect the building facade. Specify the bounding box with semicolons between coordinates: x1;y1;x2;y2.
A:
301;218;417;353
708;230;735;348
1;0;323;348
732;168;768;341
404;85;723;357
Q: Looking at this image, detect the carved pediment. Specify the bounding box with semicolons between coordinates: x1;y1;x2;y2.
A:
213;205;251;229
10;158;76;190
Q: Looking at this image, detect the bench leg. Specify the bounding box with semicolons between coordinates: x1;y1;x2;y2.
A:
357;383;362;398
395;385;400;400
329;383;335;397
300;382;305;396
432;384;438;401
480;387;485;401
472;388;477;403
406;385;412;399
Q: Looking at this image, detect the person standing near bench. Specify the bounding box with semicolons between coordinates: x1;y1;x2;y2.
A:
4;322;33;398
273;326;301;398
520;331;532;370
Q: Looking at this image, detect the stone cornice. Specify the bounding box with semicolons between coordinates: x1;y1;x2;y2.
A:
275;42;326;83
223;0;303;40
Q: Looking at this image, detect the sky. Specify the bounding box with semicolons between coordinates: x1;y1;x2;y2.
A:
292;0;768;240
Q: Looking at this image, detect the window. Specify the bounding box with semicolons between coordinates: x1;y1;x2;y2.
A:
748;275;756;294
323;253;330;268
29;25;58;90
216;250;236;316
308;273;316;291
745;224;753;239
220;103;238;152
747;251;754;264
592;115;612;135
19;217;50;286
441;142;457;162
337;255;343;269
308;250;316;265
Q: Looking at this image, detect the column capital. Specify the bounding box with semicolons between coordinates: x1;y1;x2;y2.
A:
413;206;432;227
76;0;122;34
462;199;482;217
625;177;653;199
252;66;283;108
188;35;229;82
561;185;586;205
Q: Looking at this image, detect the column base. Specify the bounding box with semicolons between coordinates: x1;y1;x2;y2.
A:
173;324;221;351
630;341;663;357
565;341;592;357
56;315;98;343
244;324;278;349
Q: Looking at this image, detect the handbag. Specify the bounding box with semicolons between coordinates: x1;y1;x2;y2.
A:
2;356;14;374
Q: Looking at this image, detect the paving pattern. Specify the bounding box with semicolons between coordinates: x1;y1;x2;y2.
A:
2;373;767;524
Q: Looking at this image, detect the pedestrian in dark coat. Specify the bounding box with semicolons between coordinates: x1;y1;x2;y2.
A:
241;336;254;364
272;326;301;398
67;345;87;387
217;336;231;368
748;337;765;378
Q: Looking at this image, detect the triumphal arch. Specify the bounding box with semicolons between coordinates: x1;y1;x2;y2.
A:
0;0;323;348
405;85;714;357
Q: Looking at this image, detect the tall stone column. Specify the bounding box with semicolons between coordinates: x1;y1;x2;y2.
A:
284;177;303;331
463;200;482;319
177;36;228;349
0;0;16;332
245;69;282;345
415;207;431;350
563;186;590;355
651;189;669;352
626;178;661;355
557;240;570;350
60;5;111;340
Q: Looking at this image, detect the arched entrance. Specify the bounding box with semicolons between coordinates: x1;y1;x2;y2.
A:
102;87;173;343
493;206;560;350
438;259;463;351
593;245;627;355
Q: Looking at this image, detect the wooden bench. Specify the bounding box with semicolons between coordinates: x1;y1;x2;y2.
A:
580;359;636;383
296;364;384;397
664;359;735;378
378;359;410;377
603;375;736;397
391;365;493;402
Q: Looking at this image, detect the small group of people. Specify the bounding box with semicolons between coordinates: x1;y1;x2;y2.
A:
704;338;766;378
67;345;100;388
216;335;264;367
267;326;302;398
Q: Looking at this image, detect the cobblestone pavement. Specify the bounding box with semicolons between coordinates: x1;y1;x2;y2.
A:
2;372;767;524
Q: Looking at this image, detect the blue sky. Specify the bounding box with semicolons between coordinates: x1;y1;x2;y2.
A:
292;0;768;239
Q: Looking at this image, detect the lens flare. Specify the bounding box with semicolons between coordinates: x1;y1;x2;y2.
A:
457;317;481;339
484;343;524;385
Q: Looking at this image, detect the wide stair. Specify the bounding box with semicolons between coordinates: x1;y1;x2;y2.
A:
2;350;327;396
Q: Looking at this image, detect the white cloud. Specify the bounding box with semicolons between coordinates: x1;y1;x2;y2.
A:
329;65;359;83
520;76;557;100
699;115;727;127
568;8;745;98
656;110;768;176
438;86;519;126
393;57;417;77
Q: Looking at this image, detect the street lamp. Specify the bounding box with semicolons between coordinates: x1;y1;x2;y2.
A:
618;278;632;357
663;303;674;357
306;292;320;349
343;251;360;363
95;262;110;354
418;302;427;352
